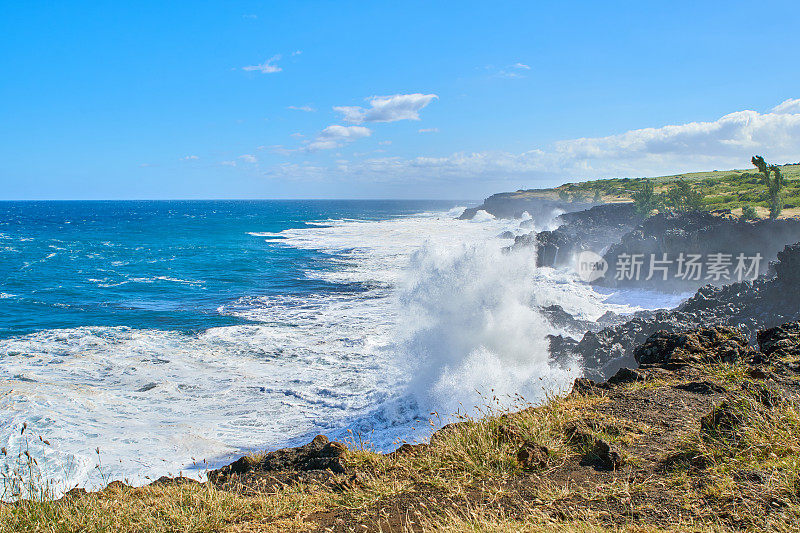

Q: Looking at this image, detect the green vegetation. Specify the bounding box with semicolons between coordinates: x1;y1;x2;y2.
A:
752;155;785;218
663;179;704;212
571;191;587;203
631;179;660;216
522;161;800;217
741;205;758;221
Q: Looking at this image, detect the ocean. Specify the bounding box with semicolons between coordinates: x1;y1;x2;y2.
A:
0;200;685;494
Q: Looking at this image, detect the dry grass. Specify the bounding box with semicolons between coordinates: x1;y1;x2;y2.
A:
666;374;800;528
3;362;800;532
0;481;329;533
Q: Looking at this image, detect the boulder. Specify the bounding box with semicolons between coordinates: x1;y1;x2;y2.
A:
516;442;549;470
775;243;800;289
757;321;800;361
634;326;754;367
208;434;348;484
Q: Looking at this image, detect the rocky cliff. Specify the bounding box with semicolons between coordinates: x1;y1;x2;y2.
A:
550;242;800;381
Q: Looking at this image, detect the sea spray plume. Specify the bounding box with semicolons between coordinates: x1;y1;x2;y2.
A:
394;239;580;419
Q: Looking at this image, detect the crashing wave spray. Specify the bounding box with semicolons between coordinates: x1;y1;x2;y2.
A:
393;237;582;418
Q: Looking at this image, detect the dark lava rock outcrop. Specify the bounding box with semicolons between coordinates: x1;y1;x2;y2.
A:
596;211;800;291
459;191;595;226
514;203;640;268
634;327;755;367
551;242;800;381
758;321;800;362
208;434;348;486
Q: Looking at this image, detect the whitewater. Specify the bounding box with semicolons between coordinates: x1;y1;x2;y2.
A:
0;205;684;495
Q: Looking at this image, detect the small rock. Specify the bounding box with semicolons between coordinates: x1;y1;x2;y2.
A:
582;439;624;471
517;442;549;470
675;381;726;395
208;434;349;484
389;443;428;457
571;377;598;396
606;367;644;385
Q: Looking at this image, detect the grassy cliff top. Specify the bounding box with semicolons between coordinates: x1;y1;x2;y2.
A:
510;163;800;217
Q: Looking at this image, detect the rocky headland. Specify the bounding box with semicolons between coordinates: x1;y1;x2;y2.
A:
458;189;597;226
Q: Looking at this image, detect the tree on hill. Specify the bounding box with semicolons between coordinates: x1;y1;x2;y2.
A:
752;155;785;219
664;179;705;212
558;189;570;202
632;179;661;216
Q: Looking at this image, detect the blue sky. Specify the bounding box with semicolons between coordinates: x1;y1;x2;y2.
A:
2;1;800;200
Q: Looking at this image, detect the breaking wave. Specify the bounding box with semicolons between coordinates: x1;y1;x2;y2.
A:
1;207;670;495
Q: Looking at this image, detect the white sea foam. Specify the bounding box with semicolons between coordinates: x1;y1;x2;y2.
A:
0;208;678;496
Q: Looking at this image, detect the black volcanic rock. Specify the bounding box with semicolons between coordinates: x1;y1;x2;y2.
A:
540;305;601;334
596;212;800;291
634;327;754;367
551;242;800;381
774;243;800;291
458;191;596;225
208;435;348;485
757;322;800;361
515;203;641;268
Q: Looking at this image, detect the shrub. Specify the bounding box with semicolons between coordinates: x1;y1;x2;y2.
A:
741;205;758;221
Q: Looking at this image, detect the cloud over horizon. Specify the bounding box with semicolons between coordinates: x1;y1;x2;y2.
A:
272;101;800;186
334;93;438;124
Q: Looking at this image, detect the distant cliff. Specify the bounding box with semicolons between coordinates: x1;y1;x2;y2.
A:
459;190;598;226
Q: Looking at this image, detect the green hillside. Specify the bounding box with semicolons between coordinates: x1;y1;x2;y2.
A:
516;162;800;218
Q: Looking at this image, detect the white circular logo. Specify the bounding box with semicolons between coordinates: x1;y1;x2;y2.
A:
575;251;608;282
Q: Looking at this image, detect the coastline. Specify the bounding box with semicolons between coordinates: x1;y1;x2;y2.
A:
5;183;800;530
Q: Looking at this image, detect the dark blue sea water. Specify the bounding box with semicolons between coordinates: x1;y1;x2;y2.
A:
0;200;456;338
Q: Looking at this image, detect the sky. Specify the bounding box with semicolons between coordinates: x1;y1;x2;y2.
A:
2;1;800;200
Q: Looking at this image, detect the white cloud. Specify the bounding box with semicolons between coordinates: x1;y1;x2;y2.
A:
306;125;372;151
287;105;315;112
495;62;532;79
378;140;392;145
418;128;439;133
271;101;800;184
220;160;237;167
239;154;257;163
242;55;281;74
334;93;438;124
181;155;199;160
292;50;302;56
772;98;800;114
290;132;305;138
242;14;257;19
